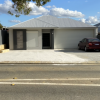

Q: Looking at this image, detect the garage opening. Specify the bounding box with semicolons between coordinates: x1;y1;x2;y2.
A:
42;33;50;49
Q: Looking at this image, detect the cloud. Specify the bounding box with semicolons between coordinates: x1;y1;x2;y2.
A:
49;8;85;18
80;18;86;23
29;2;49;15
46;6;52;8
98;12;100;14
0;0;85;18
46;5;56;9
0;0;49;15
0;0;14;14
9;20;21;23
80;16;100;24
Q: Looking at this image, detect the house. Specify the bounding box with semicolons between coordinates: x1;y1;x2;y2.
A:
8;15;98;50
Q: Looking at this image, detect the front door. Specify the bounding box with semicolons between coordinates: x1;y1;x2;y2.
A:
13;30;26;50
42;33;50;49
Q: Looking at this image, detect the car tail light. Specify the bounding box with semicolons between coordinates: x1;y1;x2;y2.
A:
88;43;92;46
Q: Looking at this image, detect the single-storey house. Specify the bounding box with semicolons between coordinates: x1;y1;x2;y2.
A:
8;15;98;50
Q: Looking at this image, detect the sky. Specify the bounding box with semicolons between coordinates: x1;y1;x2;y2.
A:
0;0;100;27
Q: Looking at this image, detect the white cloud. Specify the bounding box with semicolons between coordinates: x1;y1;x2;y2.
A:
80;16;100;24
98;12;100;14
46;6;52;8
52;5;56;8
85;0;88;2
27;2;49;15
46;5;56;8
80;18;86;23
9;20;21;23
0;0;49;15
49;8;85;18
0;0;14;14
0;0;85;18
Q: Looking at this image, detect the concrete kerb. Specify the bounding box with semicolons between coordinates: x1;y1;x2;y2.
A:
0;61;100;65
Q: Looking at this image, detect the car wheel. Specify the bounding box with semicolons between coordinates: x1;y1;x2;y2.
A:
84;46;88;52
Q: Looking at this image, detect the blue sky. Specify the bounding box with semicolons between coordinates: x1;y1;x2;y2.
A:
0;0;100;27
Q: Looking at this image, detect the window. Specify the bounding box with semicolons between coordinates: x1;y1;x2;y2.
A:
88;39;100;42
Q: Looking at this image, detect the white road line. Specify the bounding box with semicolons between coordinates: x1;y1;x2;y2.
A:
0;78;100;81
0;82;100;86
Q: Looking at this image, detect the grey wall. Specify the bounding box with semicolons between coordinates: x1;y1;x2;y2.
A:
0;30;2;45
9;29;42;50
9;29;13;50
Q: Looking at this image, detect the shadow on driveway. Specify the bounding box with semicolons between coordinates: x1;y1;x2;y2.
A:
54;49;100;53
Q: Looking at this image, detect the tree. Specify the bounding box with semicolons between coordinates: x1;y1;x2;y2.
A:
0;23;3;30
8;0;51;17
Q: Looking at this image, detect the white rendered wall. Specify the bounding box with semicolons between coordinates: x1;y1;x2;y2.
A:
26;29;42;49
27;31;39;49
54;29;94;49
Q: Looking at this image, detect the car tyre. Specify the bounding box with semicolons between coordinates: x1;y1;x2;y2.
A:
84;46;88;52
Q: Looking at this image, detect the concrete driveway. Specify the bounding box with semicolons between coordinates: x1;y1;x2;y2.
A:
0;49;100;64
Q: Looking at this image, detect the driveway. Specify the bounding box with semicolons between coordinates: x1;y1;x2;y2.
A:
0;49;100;64
55;49;100;62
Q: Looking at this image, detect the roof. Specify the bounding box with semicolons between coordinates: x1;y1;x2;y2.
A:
9;15;95;28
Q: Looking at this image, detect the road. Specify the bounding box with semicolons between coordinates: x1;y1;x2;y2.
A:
0;85;100;100
0;64;100;79
0;64;100;100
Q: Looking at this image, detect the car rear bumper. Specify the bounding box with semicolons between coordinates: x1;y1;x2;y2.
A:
87;47;100;49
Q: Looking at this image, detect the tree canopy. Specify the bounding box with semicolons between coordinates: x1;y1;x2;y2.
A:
0;23;3;30
8;0;51;17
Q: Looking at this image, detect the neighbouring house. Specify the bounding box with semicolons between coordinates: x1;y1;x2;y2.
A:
8;15;98;50
94;23;100;40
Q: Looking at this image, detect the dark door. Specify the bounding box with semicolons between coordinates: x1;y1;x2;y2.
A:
13;30;26;50
42;33;50;49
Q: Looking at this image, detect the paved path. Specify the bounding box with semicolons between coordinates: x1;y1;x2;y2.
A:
0;49;100;64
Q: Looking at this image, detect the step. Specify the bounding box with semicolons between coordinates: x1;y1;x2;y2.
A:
0;44;6;50
0;49;9;53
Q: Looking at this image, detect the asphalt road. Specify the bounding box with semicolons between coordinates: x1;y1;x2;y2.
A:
0;85;100;100
0;64;100;79
0;64;100;100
